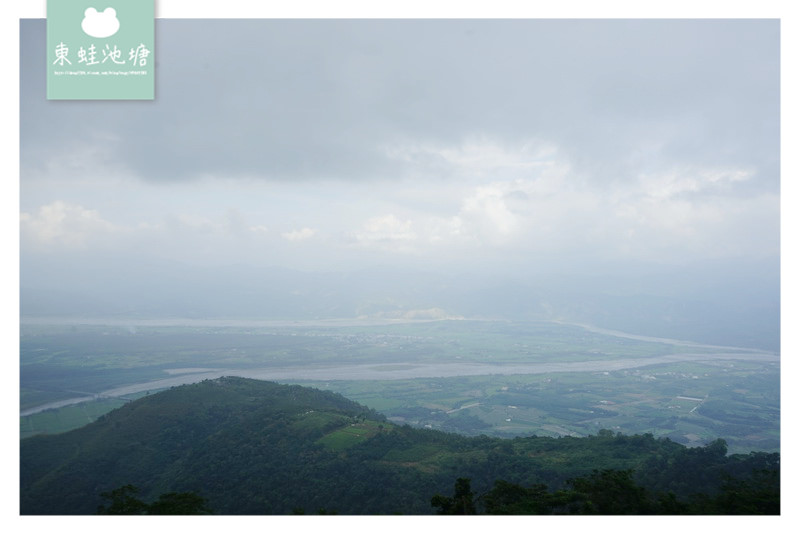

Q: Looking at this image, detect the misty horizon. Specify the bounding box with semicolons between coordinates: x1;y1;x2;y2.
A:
19;18;780;350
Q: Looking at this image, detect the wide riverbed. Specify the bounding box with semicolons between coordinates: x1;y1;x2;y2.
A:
20;348;778;417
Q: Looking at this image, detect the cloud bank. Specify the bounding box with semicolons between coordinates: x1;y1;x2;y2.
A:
19;19;780;347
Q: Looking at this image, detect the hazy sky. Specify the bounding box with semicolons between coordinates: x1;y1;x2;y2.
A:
19;18;779;310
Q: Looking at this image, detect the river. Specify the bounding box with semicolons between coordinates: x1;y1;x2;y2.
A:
20;348;778;417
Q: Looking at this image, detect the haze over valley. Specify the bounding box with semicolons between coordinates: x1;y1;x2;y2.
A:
18;17;781;515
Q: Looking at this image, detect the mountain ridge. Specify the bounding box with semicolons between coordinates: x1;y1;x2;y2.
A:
21;377;779;514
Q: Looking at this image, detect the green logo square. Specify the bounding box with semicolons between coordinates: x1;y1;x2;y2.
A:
47;0;154;100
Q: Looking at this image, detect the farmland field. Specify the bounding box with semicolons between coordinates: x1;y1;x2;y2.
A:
20;318;778;453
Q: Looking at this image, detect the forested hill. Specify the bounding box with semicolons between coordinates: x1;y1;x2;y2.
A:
21;377;778;515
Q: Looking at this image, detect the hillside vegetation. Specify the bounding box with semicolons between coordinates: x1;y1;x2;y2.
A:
21;377;778;514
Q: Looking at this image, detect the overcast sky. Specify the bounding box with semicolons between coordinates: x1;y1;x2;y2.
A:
19;18;780;313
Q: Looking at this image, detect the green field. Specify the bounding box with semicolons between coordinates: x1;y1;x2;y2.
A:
20;391;154;439
316;419;389;451
20;319;779;453
290;358;779;454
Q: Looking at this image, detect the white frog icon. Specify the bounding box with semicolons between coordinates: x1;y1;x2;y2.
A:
81;7;120;38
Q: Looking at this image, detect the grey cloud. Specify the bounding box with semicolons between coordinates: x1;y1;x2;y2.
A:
22;19;779;188
19;18;780;350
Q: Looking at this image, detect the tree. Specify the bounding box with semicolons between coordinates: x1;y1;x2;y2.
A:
147;491;213;515
566;469;652;514
96;485;148;515
431;478;477;515
483;480;552;514
710;469;780;515
97;485;212;515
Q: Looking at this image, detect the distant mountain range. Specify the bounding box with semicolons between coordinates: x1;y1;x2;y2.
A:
21;260;779;350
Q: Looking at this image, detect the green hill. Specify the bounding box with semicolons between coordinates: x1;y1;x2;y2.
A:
20;377;778;515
